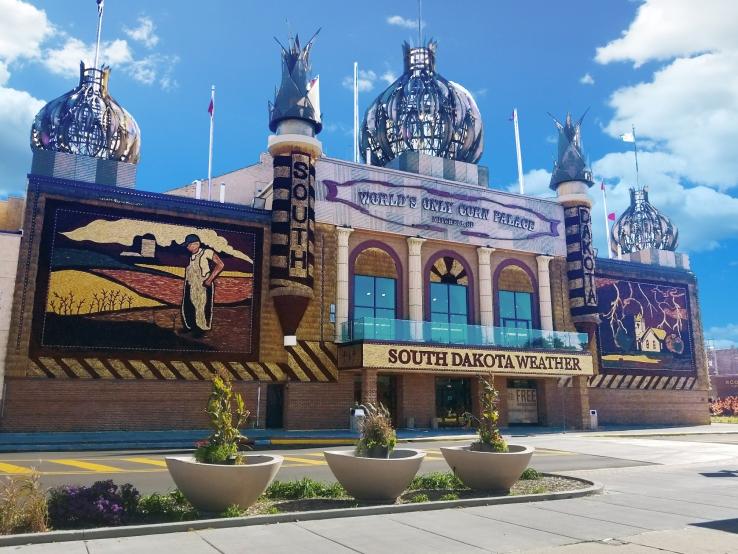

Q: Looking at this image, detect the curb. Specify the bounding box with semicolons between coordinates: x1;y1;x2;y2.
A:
0;475;601;547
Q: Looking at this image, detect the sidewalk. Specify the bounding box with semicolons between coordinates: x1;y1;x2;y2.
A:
1;423;735;453
4;434;737;553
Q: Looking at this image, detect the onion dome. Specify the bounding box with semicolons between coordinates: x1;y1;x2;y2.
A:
361;40;483;166
30;62;141;164
611;187;678;254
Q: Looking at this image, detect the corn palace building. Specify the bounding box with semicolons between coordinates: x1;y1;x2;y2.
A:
0;33;710;433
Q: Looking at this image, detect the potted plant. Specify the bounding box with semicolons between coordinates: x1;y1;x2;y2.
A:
166;375;283;512
324;403;425;501
440;378;534;492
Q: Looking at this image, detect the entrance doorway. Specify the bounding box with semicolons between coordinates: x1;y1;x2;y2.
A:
265;384;284;429
507;379;539;424
377;375;398;426
435;378;472;427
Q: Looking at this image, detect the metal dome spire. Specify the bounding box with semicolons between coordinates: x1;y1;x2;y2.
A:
29;1;141;164
360;40;484;167
611;186;678;255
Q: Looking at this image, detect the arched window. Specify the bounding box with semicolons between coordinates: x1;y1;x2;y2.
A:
427;255;471;343
350;244;402;339
494;261;537;347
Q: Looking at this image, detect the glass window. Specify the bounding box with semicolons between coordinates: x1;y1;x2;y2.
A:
429;282;468;343
498;290;533;347
352;275;396;340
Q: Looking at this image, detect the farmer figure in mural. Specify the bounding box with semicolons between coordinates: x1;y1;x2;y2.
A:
181;233;225;336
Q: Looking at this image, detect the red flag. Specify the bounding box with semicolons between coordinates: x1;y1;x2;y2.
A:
208;99;214;117
600;181;605;191
608;212;616;221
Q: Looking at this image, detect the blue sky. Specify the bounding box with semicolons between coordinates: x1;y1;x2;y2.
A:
1;0;737;346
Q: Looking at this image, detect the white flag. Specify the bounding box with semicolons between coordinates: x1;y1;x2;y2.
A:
620;132;635;143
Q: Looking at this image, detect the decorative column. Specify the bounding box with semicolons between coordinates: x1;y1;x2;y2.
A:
407;236;426;340
477;247;494;346
335;226;354;342
536;255;554;331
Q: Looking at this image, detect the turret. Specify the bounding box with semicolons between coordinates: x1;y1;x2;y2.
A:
548;111;599;328
267;32;322;344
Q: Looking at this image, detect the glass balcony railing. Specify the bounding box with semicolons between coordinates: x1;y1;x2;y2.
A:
339;317;589;351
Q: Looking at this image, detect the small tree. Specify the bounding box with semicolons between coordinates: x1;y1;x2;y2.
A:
464;378;508;453
195;375;250;464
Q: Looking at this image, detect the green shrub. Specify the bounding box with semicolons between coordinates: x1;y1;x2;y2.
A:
409;494;429;503
263;506;281;514
408;472;465;490
520;468;542;480
136;490;197;523
439;493;459;501
219;505;245;518
0;473;48;535
195;375;250;465
464;378;508;453
264;478;346;500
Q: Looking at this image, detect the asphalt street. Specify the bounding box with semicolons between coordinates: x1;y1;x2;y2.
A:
0;438;650;493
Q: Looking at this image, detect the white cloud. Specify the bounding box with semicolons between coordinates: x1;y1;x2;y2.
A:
43;37;134;76
579;73;595;85
342;69;377;92
706;323;738;349
595;0;738;67
380;70;397;85
590;0;738;253
603;51;738;190
0;0;53;63
593;151;738;252
386;15;424;30
124;16;159;49
0;84;45;193
505;168;554;199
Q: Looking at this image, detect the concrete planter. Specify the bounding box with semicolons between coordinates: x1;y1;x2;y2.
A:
165;454;283;512
324;448;425;501
440;444;534;492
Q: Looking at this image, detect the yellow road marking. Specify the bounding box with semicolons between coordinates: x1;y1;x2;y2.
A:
0;462;33;474
50;459;124;473
282;456;327;466
122;457;168;467
271;439;356;445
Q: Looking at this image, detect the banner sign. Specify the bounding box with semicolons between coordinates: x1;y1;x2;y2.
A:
339;343;593;377
315;164;566;256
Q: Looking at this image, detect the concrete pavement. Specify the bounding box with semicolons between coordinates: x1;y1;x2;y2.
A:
2;431;738;553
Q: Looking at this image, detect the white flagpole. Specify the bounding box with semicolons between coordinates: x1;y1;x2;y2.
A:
513;108;525;194
353;62;359;163
93;1;105;69
208;85;215;201
601;182;612;259
632;124;640;189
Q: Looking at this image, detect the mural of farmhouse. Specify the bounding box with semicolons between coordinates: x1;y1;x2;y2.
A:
38;208;258;354
596;277;695;373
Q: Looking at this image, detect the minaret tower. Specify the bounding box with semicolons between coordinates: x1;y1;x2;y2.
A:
548;112;599;331
267;32;322;344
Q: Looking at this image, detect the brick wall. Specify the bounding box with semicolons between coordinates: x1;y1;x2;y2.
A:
588;388;710;426
283;371;355;430
397;373;435;428
0;379;267;432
